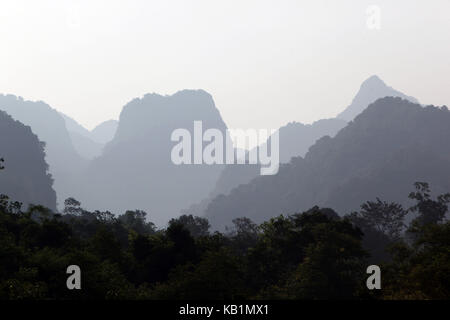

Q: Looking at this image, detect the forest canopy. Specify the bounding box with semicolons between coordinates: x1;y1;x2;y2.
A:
0;182;448;300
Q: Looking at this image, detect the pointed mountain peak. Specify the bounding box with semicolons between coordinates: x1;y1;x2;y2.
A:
337;75;418;121
360;75;386;88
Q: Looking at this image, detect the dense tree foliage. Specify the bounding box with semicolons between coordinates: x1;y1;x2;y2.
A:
0;182;448;300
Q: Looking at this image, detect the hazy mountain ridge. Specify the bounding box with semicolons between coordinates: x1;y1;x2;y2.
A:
61;113;118;160
184;75;413;219
0;76;428;227
0;94;85;208
337;75;419;121
78;89;230;225
204;97;450;228
90;120;118;144
67;131;104;160
0;110;56;210
61;112;92;138
182;118;347;217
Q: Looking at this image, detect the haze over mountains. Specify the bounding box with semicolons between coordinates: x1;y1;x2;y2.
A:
1;75;442;229
184;75;420;219
90;120;119;144
183;118;347;217
205;97;450;228
61;113;118;160
0;94;84;208
337;75;419;121
0;110;56;211
77;90;230;225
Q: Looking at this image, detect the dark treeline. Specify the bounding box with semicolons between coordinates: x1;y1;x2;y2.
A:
0;181;448;300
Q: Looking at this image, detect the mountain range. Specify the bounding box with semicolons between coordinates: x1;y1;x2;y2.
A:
183;75;420;219
0;94;84;208
182;118;347;217
2;75;440;229
61;113;118;160
204;97;450;228
76;90;230;225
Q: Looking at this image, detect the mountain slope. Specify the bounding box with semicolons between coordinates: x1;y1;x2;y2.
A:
68;131;104;160
61;114;117;160
337;75;418;121
79;90;229;225
205;97;450;229
0;94;85;207
0;110;56;210
214;118;347;195
186;75;413;217
182;118;347;216
90;120;118;144
60;112;92;138
60;113;104;160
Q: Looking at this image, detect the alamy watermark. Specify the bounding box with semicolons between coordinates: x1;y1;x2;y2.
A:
366;5;381;30
366;265;381;290
170;121;279;175
65;264;380;291
66;265;81;290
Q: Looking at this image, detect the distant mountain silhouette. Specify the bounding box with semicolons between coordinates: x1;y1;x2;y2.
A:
79;90;229;225
68;131;104;160
0;95;85;208
186;75;416;218
217;118;347;193
0;110;56;210
337;75;418;121
60;113;102;160
60;112;92;138
205;97;450;229
61;114;117;160
90;120;118;144
183;118;347;217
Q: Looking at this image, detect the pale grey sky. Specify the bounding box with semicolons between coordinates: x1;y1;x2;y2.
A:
1;0;449;130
